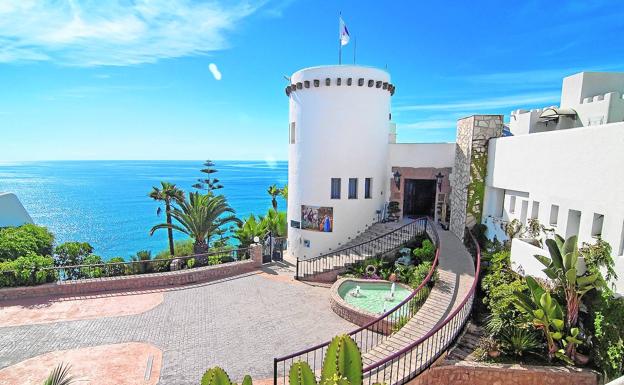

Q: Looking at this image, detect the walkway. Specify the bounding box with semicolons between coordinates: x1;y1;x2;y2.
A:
0;266;354;385
361;227;476;383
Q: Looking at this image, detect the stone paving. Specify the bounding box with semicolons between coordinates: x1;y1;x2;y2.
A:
0;265;354;385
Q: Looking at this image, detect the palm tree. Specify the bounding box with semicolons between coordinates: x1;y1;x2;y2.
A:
149;182;185;257
267;184;281;211
280;184;288;200
150;192;241;265
44;363;75;385
234;214;268;248
262;209;287;237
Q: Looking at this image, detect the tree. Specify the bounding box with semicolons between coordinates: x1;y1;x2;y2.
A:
150;192;241;265
234;214;268;248
280;184;288;200
149;182;185;257
193;160;223;193
267;184;281;211
0;224;54;261
261;209;287;237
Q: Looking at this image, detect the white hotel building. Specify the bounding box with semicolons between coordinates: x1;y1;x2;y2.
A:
285;65;624;294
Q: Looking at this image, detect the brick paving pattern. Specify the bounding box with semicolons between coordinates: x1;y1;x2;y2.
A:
0;267;354;385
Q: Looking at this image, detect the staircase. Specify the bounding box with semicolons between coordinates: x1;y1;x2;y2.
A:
295;218;427;281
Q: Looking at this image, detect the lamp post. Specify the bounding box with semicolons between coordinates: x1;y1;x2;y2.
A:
434;172;444;223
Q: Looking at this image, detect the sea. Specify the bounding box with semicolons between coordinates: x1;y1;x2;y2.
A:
0;160;288;259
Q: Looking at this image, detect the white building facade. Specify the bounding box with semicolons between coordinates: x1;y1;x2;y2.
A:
284;65;624;294
481;72;624;294
0;192;33;227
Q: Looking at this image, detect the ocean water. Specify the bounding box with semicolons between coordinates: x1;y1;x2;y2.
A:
0;160;287;259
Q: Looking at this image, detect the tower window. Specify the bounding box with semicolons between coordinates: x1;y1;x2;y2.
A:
364;178;372;199
330;178;341;199
289;122;296;144
348;178;358;199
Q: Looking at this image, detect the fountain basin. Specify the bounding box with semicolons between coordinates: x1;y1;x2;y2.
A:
330;278;413;329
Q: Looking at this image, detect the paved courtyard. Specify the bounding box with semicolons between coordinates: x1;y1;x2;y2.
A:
0;264;354;385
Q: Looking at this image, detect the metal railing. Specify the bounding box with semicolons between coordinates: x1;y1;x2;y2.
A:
37;247;251;283
273;220;440;385
360;228;481;385
295;218;429;280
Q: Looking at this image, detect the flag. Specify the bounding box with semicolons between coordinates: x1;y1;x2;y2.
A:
339;16;350;46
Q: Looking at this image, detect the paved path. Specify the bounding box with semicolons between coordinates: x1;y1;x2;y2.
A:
0;265;354;385
361;227;476;383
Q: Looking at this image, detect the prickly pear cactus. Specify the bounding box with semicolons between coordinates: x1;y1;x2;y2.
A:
241;375;253;385
289;362;317;385
320;335;362;385
201;367;233;385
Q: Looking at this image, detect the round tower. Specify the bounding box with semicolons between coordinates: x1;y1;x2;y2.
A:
286;65;395;260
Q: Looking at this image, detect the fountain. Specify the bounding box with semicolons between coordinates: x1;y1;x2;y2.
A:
350;285;362;298
384;282;396;301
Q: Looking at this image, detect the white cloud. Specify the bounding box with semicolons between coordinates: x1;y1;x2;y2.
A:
395;92;560;112
0;0;265;66
208;63;222;80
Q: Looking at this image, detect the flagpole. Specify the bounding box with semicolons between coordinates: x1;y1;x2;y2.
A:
338;12;342;64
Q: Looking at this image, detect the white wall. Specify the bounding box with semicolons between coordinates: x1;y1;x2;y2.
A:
0;192;34;227
388;143;455;169
287;65;391;259
483;122;624;294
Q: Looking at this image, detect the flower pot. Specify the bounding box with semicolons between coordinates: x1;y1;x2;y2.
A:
389;273;397;282
488;350;501;358
575;352;590;366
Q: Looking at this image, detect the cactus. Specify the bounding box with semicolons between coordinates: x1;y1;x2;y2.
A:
241;375;253;385
201;367;233;385
289;362;317;385
320;335;362;385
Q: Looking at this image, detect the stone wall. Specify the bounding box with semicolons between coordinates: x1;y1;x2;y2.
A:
408;360;598;385
0;244;264;301
450;115;503;240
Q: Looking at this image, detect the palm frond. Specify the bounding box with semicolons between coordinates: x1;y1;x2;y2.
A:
44;363;75;385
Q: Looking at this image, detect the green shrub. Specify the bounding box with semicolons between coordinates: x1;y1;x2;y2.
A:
412;239;435;262
81;254;104;278
105;257;127;277
187;258;196;269
155;239;195;259
0;224;54;261
0;253;54;287
587;292;624;380
409;261;436;288
131;250;153;274
54;242;95;280
208;254;222;266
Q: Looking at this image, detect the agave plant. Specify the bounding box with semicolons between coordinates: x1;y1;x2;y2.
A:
499;328;542;357
44;363;75;385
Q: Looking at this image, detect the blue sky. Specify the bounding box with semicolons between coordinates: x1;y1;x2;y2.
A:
1;0;623;161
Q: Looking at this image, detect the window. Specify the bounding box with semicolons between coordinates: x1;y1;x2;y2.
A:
618;221;624;256
592;213;604;238
330;178;341;199
348;178;358;199
289;122;296;144
566;209;581;239
509;196;516;214
364;178;372;199
530;201;540;220
550;204;559;226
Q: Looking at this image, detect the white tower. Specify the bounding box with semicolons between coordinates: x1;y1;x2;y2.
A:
286;65;395;260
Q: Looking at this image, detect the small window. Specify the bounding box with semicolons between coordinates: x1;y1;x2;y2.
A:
592;213;604;238
618;220;624;256
550;204;559;226
364;178;372;199
530;201;539;220
509;196;516;214
289;122;296;144
348;178;358;199
330;178;341;199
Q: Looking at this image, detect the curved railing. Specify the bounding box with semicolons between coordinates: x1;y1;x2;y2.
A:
273;220;440;385
361;228;481;385
296;218;428;280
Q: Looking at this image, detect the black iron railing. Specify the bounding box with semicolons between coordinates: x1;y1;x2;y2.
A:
38;247;251;283
273;220;440;385
360;228;481;385
295;218;428;280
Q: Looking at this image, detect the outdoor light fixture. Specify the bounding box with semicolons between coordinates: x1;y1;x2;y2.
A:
253;236;260;244
435;172;444;192
393;170;401;189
